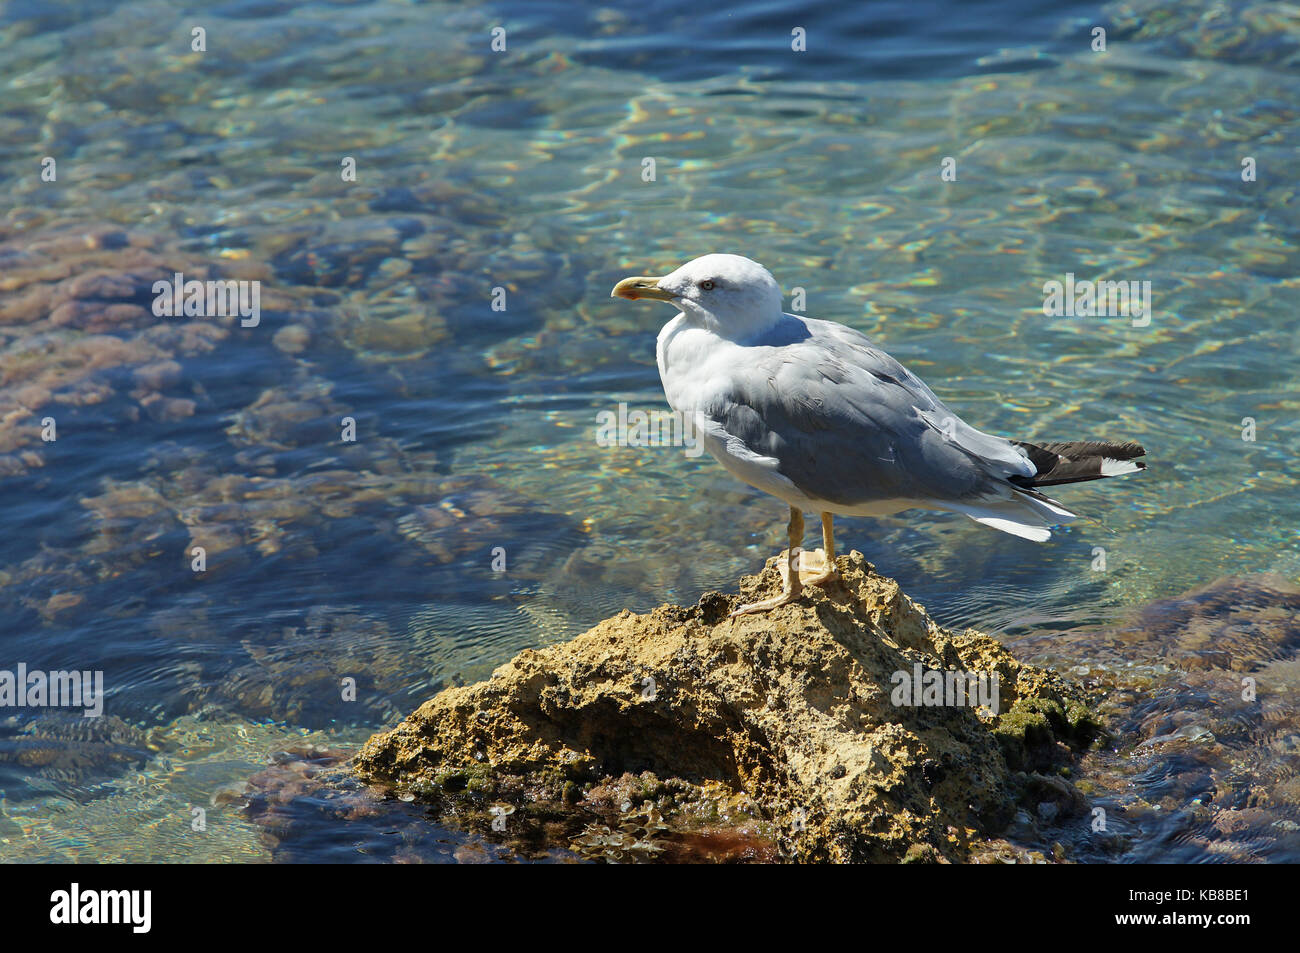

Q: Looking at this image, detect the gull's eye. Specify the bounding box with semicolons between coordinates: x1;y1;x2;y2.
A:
699;279;716;291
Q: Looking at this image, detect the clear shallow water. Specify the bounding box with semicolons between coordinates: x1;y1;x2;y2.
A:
0;0;1297;862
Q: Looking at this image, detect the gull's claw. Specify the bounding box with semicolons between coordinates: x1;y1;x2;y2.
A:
795;548;838;587
729;590;799;617
730;547;804;617
730;548;839;616
728;508;840;617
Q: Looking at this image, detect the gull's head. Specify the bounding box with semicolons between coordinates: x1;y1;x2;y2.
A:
611;254;783;337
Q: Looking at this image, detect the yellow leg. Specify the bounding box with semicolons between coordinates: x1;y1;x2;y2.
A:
797;512;838;586
730;506;805;617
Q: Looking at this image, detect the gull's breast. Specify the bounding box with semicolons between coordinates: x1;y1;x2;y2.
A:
655;315;727;415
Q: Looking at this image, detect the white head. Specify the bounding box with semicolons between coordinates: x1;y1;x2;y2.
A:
611;253;784;339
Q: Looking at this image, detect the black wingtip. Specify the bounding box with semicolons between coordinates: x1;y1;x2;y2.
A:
1012;439;1149;488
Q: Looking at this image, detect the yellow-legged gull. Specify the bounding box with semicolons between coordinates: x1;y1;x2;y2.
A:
611;254;1146;616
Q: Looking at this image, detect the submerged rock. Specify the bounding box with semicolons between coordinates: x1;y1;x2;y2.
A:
355;552;1103;863
0;714;161;800
1014;573;1300;863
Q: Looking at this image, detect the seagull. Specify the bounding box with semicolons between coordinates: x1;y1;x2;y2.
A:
611;254;1146;616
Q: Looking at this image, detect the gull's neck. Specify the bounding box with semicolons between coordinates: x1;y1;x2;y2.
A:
696;306;785;342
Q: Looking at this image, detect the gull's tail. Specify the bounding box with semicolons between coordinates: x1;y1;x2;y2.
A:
1008;439;1147;488
944;439;1146;542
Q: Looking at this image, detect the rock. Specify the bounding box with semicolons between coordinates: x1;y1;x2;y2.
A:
132;360;183;391
987;572;1300;862
235;743;506;864
196;607;418;729
355;552;1103;863
1135;574;1300;671
272;323;311;354
0;714;160;800
224;381;342;450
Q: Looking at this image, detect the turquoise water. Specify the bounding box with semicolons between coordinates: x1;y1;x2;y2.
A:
0;0;1297;862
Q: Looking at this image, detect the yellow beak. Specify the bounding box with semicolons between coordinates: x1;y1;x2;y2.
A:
611;275;677;302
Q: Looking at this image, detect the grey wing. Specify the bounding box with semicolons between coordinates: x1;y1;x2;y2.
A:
812;320;1035;479
702;321;1033;506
